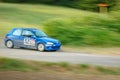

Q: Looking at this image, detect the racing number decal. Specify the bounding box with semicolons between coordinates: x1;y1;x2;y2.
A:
24;38;35;46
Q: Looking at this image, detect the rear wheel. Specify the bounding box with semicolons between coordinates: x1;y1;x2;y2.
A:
37;43;45;52
6;40;14;48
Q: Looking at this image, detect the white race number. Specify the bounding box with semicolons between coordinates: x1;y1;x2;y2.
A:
24;38;35;46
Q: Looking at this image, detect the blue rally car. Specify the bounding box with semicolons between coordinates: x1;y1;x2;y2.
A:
4;28;61;51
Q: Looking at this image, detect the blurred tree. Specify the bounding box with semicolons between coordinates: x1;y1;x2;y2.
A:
0;0;117;12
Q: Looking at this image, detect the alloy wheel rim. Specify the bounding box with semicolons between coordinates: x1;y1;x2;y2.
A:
38;44;44;51
7;41;13;48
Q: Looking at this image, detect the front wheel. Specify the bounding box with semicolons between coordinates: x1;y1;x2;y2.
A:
37;43;45;52
6;40;14;48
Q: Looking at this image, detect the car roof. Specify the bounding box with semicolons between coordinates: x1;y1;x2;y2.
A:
13;28;37;31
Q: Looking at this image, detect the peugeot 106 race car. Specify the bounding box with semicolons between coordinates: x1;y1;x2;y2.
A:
4;28;61;51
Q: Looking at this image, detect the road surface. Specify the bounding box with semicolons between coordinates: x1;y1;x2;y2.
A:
0;38;120;67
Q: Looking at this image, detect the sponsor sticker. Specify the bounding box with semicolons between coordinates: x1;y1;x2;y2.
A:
24;38;35;46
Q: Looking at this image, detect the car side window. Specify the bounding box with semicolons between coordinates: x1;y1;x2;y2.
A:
22;30;34;36
13;29;22;36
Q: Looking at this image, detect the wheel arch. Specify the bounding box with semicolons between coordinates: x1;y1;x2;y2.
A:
5;39;14;48
36;42;46;50
5;39;14;46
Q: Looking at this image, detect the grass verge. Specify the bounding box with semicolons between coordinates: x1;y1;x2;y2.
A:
0;57;120;75
62;46;120;55
0;58;39;71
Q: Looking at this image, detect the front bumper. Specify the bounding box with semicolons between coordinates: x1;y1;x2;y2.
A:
45;44;61;51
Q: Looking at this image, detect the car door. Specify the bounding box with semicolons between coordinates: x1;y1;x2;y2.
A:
12;29;22;46
20;30;36;49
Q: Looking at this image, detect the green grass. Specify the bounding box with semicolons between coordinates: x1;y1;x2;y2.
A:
58;62;69;67
0;57;120;75
78;64;90;69
97;66;120;75
0;58;38;71
44;17;120;46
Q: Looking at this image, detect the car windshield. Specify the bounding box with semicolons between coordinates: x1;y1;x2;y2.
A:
34;30;47;37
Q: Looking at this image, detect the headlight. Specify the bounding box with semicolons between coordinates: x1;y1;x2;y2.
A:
46;42;53;45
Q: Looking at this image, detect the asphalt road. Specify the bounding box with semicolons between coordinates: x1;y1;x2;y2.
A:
0;39;120;67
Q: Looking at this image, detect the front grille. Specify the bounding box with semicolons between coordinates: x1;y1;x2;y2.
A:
52;45;60;49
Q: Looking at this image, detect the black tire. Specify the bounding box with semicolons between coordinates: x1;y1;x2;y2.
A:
37;43;45;52
6;40;14;48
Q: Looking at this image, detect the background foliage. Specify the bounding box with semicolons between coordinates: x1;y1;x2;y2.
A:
44;15;120;46
0;0;117;12
0;0;120;46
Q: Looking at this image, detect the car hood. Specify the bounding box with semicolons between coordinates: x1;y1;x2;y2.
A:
38;37;59;43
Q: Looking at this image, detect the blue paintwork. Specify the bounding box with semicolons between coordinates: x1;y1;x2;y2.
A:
4;28;61;51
